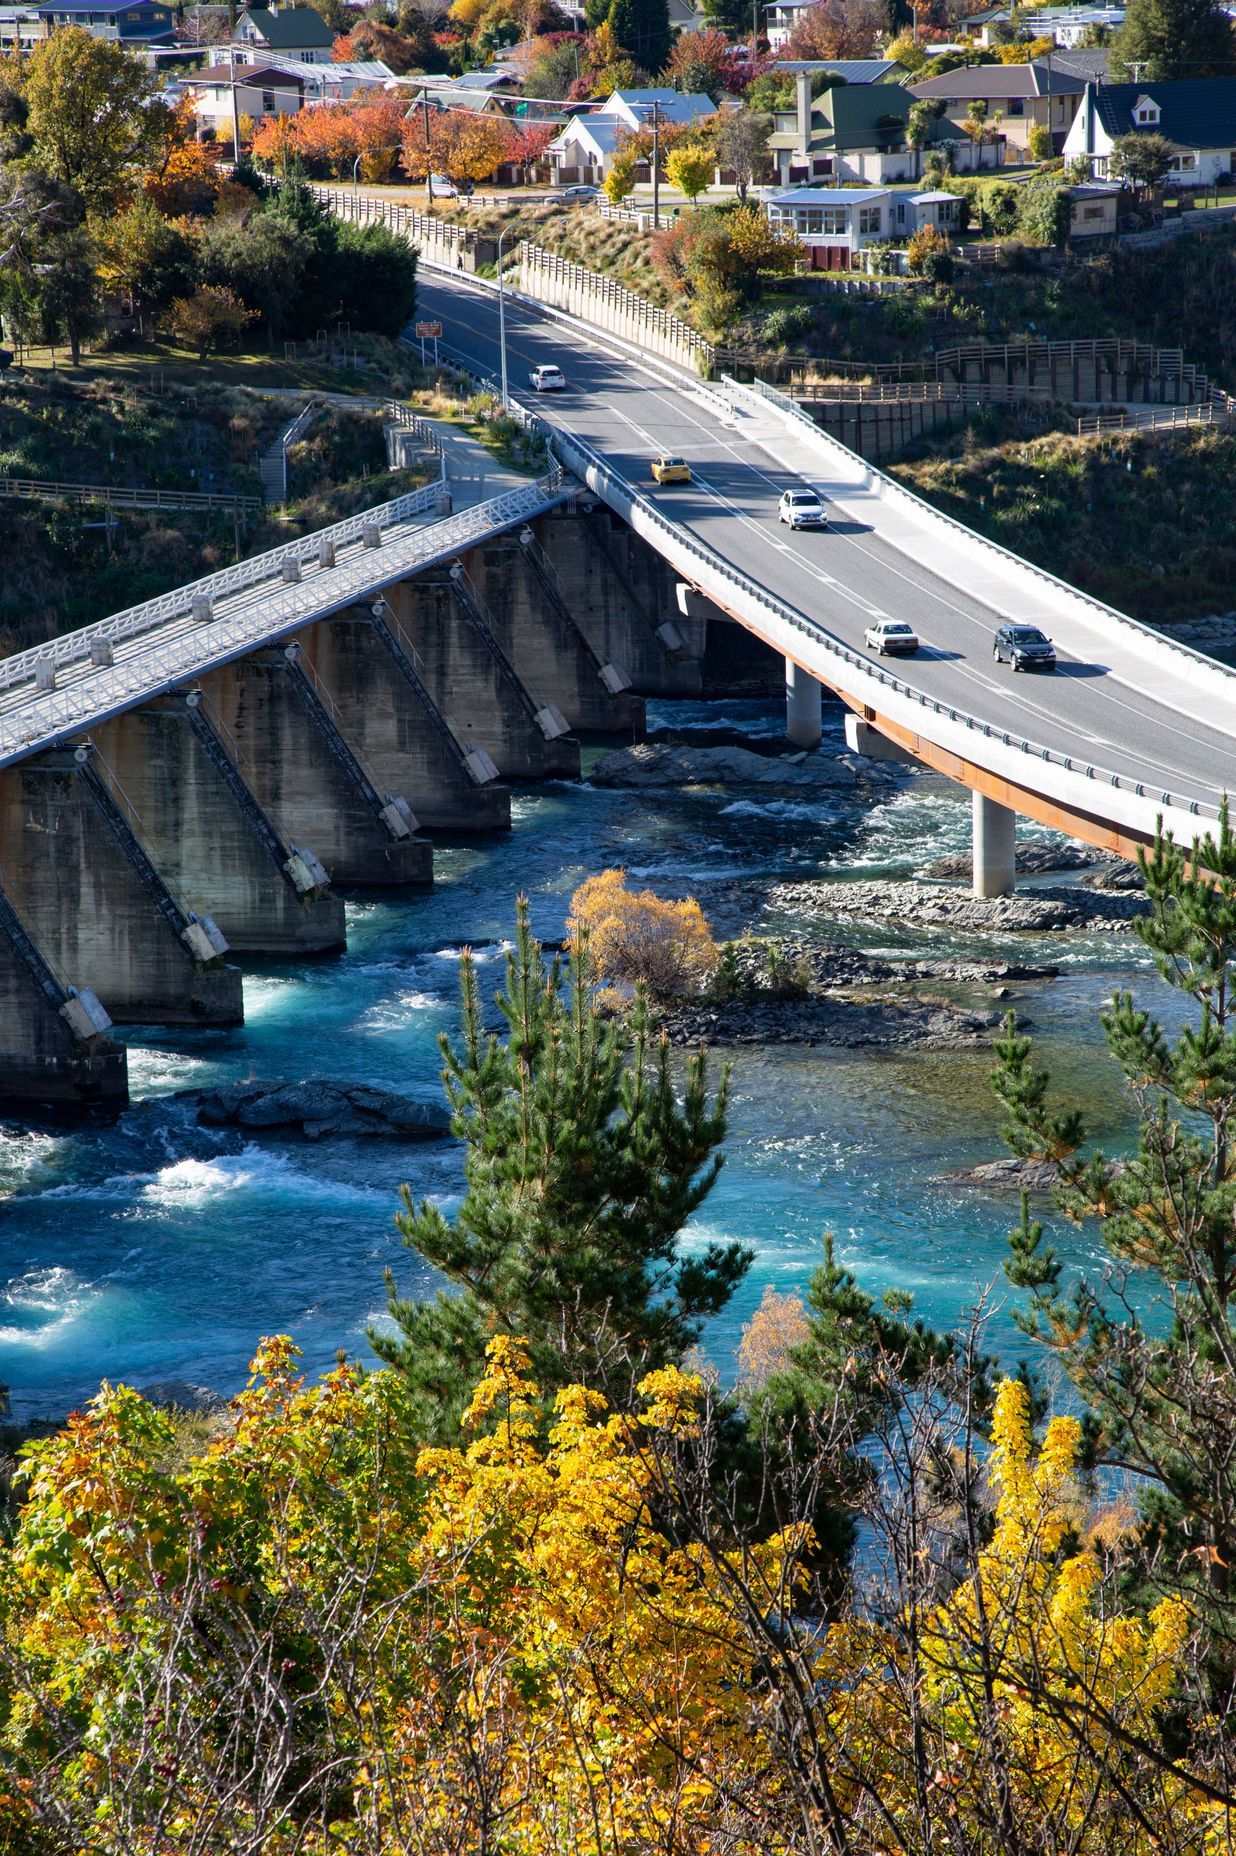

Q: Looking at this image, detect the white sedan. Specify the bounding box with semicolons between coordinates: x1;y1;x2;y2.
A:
529;365;567;392
864;619;920;656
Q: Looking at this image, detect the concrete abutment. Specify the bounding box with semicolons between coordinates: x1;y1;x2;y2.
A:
0;751;243;1027
90;702;347;957
973;791;1017;898
0;885;128;1110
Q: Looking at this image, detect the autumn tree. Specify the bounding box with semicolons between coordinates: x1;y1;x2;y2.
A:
374;897;745;1439
737;1284;812;1389
664;140;715;201
785;0;884;59
603;143;638;203
168;282;255;359
568;868;719;998
95;194;197;332
17;26;173;215
663;24;732;97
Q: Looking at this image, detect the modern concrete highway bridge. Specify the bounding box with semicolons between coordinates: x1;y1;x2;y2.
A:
2;267;1233;1109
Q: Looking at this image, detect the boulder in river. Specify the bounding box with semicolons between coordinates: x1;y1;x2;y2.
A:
192;1079;453;1142
764;879;1147;935
943;1156;1061;1192
922;840;1120;882
590;743;859;790
658;994;1001;1051
138;1379;228;1414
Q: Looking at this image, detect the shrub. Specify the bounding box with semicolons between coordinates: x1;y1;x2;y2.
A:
1027;121;1054;163
906;223;954;281
567;867;719;999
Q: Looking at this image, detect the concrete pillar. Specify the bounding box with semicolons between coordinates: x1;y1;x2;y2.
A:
0;752;243;1027
91;703;347;956
199;653;433;890
301;609;511;834
972;790;1016;898
546;508;700;700
460;533;641;736
0;884;128;1111
388;573;581;781
785;659;823;750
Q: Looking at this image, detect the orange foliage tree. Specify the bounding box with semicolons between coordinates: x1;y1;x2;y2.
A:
400;108;515;182
785;0;884;57
568;868;719;999
144;100;222;215
738;1285;812;1389
250;97;409;179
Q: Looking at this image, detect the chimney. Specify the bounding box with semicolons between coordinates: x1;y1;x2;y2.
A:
795;68;811;149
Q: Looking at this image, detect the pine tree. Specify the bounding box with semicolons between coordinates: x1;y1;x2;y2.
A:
1111;0;1235;79
373;898;747;1439
997;804;1236;1667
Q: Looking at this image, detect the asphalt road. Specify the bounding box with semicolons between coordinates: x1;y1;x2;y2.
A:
418;272;1236;819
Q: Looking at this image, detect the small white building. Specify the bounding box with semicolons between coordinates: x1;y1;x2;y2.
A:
763;185;892;268
260;54;396;101
189;61;304;133
547;87;715;182
890;187;964;235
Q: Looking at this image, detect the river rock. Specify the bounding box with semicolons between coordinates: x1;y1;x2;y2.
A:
659;994;1000;1050
193;1079;452;1142
138;1379;228;1414
589;743;859;790
943;1156;1062;1192
763;879;1147;934
922;840;1118;882
723;936;1057;991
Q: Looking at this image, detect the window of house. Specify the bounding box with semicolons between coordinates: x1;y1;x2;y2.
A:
1008;97;1024;115
1171;152;1198;170
858;206;881;233
1135;103;1159;123
261;89;275;110
1083;205;1104;218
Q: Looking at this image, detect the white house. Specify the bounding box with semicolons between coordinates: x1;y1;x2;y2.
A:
189;61;304;133
1065;79;1236;185
762;185;892;267
233;6;335;65
258;54;396;101
547;88;715;182
890;187;964;235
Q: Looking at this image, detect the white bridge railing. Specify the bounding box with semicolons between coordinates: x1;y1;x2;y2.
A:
0;474;567;768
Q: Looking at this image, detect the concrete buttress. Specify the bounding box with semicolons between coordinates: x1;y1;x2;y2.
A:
545;508;703;698
0;881;128;1110
90;701;347;956
199;651;433;889
0;750;244;1027
301;608;511;834
388;571;582;781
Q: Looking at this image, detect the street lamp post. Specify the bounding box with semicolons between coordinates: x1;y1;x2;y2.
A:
497;221;513;406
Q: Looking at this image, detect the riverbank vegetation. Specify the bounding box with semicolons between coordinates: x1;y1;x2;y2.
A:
6;819;1236;1848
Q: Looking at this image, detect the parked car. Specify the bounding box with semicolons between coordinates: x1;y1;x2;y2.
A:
779;488;828;529
428;174;461;197
562;184;601;201
994;624;1056;671
529;364;566;392
651;455;691;484
864;619;920;656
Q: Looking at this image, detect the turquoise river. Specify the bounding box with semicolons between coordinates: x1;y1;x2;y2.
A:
0;699;1167;1421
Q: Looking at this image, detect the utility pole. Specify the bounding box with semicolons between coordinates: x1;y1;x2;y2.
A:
422;95;435;204
651;97;661;229
750;0;759;68
228;46;241;164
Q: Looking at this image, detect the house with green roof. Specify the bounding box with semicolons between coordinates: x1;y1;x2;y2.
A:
769;71;1006;185
1065;79;1236;186
234;6;334;64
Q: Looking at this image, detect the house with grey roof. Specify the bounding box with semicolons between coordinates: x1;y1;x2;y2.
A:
234;6;334;64
1064;78;1236;184
770;71;1005;184
908;61;1085;155
546;88;715;182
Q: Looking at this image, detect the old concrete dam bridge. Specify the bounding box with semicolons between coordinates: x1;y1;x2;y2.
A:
3;279;1234;1110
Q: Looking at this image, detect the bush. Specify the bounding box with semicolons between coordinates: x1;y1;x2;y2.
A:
761;302;815;344
906;223;954;281
568;868;719;999
1027;121;1055;163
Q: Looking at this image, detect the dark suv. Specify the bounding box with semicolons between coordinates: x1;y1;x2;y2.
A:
994;624;1056;672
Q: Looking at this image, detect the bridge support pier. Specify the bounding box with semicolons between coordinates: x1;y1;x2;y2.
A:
0;751;244;1027
0;882;128;1111
785;660;823;750
302;609;511;834
92;703;348;956
972;791;1016;898
200;652;433;890
388;573;581;781
548;509;701;699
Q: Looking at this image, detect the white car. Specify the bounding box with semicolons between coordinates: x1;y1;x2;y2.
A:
779;488;828;529
529;364;567;392
864;619;920;656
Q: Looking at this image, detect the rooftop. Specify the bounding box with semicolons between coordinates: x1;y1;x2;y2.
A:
234;6;334;47
765;185;890;203
909;60;1085;98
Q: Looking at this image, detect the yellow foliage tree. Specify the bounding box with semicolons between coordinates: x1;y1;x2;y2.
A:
738;1285;812;1389
665;141;715;202
568;867;719;998
603;145;638;204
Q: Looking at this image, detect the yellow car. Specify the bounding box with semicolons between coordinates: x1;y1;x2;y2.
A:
651;455;691;485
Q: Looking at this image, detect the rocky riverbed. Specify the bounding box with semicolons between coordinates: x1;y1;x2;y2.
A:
659;993;1002;1050
188;1080;453;1142
589;742;902;793
760;878;1148;935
